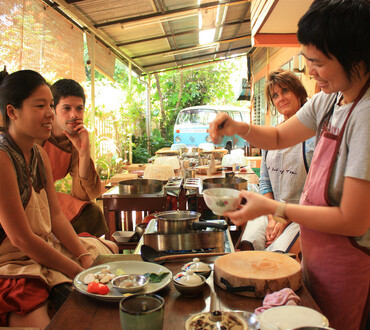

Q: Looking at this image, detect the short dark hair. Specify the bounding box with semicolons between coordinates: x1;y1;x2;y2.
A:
265;69;308;113
50;79;85;108
0;69;47;129
297;0;370;80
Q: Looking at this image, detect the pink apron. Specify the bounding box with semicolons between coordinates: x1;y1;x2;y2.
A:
300;80;370;330
43;141;88;222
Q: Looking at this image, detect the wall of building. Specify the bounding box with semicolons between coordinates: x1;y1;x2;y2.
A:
250;46;317;126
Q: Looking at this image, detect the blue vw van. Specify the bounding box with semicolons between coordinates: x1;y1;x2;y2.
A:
173;105;250;151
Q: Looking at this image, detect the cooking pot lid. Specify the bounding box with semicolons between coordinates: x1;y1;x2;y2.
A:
155;210;201;221
185;311;247;330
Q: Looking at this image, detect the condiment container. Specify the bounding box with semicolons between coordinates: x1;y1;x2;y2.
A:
181;258;212;278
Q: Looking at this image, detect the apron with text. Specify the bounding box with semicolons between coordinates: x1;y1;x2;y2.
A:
299;80;370;330
43;141;89;222
266;142;308;204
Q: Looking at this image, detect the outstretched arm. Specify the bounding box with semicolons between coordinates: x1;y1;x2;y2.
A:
40;147;94;269
226;177;370;237
209;113;315;150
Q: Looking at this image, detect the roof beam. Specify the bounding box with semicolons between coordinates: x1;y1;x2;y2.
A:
131;35;251;59
65;0;85;3
147;52;247;74
95;0;250;28
143;45;251;72
116;19;250;47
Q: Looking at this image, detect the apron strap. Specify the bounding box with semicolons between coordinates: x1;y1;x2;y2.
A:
302;141;309;173
324;78;370;201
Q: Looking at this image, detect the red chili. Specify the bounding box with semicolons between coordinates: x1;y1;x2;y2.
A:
87;282;110;295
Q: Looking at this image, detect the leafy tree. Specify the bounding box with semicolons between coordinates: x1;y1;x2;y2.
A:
150;57;248;143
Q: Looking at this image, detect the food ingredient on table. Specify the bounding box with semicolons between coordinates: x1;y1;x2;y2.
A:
116;268;126;276
87;282;110;295
117;279;140;288
144;272;170;283
83;268;117;284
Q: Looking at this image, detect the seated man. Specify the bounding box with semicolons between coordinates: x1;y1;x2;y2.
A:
41;79;108;237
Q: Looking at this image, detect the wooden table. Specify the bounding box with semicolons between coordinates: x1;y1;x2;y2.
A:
46;254;320;330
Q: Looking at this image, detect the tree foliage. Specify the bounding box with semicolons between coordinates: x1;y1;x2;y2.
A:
84;56;248;167
150;57;248;143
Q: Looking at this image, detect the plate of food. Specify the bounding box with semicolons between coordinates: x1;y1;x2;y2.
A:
73;261;172;302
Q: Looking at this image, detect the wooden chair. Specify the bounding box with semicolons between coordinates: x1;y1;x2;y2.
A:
102;194;167;241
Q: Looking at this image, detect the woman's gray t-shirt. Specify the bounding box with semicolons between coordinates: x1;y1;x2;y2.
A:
296;89;370;248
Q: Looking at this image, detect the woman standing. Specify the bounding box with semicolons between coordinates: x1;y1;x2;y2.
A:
0;69;117;328
240;70;314;252
209;1;369;329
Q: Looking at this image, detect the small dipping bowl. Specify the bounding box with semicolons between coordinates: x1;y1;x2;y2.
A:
112;274;149;294
181;258;212;279
202;188;240;216
173;270;206;297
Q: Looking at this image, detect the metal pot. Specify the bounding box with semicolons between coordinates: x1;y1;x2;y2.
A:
118;179;163;195
202;177;248;191
155;211;228;234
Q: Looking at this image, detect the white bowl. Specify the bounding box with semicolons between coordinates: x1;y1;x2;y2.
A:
112;231;135;243
202;188;240;216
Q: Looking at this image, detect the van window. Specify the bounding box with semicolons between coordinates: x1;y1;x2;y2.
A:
174;106;250;150
176;109;217;126
230;111;242;122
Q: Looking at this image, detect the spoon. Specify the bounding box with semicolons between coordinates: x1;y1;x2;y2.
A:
141;245;226;264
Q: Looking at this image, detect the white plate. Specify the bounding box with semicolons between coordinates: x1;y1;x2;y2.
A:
73;261;172;302
259;306;329;330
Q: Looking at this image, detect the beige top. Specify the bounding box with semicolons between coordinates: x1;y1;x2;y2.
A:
0;187;111;287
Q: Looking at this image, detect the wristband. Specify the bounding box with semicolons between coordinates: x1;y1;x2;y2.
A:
245;124;252;138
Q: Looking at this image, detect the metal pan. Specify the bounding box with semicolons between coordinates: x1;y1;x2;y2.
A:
155;211;228;234
118;179;163;195
202;177;248;191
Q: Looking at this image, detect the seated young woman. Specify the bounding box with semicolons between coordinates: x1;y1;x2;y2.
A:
0;68;118;329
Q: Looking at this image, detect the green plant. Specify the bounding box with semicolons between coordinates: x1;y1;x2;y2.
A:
131;131;171;163
54;174;72;194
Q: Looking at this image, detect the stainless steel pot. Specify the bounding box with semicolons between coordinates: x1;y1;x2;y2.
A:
118;179;163;195
155;211;228;234
202;177;248;191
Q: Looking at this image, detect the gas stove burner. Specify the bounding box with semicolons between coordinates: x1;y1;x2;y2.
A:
165;248;214;254
141;219;234;253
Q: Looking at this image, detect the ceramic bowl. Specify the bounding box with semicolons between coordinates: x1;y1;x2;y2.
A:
172;271;206;297
112;231;135;243
111;274;149;294
202;188;240;216
181;258;212;279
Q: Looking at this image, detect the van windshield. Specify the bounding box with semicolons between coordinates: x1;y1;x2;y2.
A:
176;109;218;125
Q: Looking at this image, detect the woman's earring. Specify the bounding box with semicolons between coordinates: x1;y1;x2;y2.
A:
271;105;277;116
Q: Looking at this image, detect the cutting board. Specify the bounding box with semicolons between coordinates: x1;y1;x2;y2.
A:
214;251;302;298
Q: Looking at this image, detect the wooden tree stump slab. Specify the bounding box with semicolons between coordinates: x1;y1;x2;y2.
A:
214;251;302;298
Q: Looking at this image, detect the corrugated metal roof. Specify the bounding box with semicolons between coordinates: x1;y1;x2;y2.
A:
46;0;251;75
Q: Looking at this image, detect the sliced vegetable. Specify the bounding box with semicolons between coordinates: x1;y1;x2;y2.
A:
115;268;126;276
144;272;170;283
87;282;110;295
